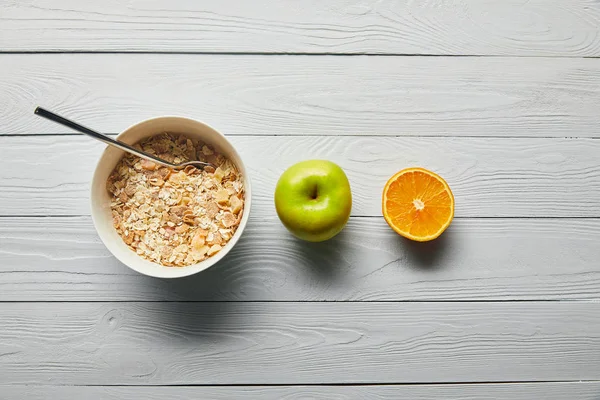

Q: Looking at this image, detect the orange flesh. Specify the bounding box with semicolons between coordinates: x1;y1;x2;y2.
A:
382;168;454;241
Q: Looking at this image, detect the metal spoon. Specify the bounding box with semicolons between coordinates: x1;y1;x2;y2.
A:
34;107;215;170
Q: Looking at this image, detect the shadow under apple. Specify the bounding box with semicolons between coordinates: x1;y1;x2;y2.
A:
287;227;352;283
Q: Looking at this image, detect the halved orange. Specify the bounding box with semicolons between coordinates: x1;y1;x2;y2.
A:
382;167;454;242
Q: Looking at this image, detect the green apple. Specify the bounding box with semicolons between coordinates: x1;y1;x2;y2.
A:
274;160;352;242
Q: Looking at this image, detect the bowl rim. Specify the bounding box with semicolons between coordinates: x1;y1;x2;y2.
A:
90;115;252;279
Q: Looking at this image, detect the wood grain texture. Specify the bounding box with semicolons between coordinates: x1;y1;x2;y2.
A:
2;135;600;218
2;216;600;302
3;54;600;137
1;302;600;384
4;382;600;400
2;0;600;56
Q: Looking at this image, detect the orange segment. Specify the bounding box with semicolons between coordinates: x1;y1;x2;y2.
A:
382;168;454;241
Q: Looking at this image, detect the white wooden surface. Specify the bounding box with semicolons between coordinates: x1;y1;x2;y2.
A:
1;302;600;385
1;0;600;398
2;0;600;56
2;216;600;301
3;55;600;137
3;136;600;217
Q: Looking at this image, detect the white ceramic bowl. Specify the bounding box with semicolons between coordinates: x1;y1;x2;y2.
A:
90;116;251;278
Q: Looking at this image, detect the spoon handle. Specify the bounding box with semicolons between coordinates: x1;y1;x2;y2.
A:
34;107;176;169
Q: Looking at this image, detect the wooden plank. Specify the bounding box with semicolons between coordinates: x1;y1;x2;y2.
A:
2;0;600;56
1;135;600;217
1;302;599;384
1;216;600;302
3;54;600;137
4;382;600;400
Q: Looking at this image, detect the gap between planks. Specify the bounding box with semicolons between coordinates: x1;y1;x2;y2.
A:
7;379;600;387
5;381;600;400
2;51;600;59
0;300;598;304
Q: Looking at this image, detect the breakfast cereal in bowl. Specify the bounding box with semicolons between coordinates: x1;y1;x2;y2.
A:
90;116;251;279
107;133;245;267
